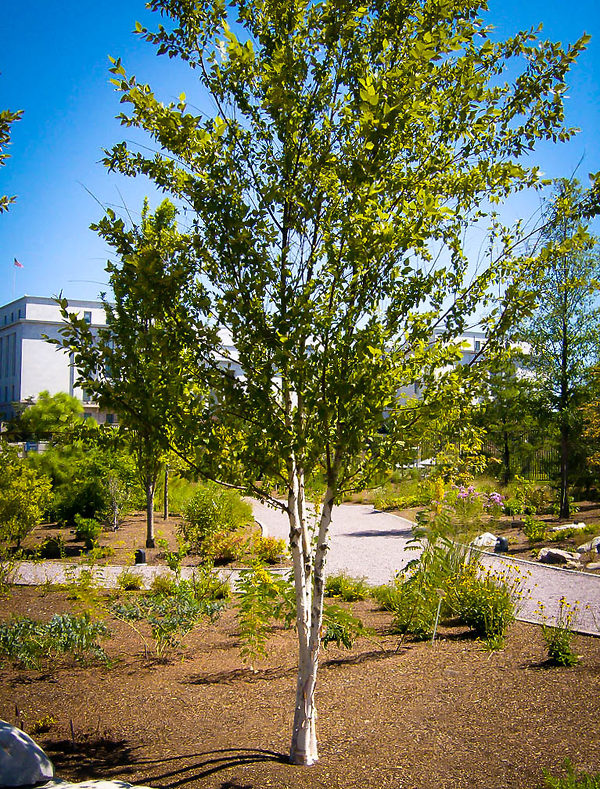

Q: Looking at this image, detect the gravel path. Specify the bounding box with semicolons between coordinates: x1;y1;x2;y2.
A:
253;501;600;636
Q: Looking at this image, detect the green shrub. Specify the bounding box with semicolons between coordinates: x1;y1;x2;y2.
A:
325;573;370;602
446;564;517;646
522;514;548;544
181;483;253;551
201;529;250;564
0;612;110;668
74;514;103;548
507;476;553;517
116;568;144;591
156;537;190;575
155;475;198;516
0;443;52;552
52;478;109;525
252;535;288;564
375;539;467;640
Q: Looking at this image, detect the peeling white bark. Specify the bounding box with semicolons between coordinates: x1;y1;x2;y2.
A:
289;483;336;766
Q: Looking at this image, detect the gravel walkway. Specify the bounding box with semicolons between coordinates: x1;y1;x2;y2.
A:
253;501;600;636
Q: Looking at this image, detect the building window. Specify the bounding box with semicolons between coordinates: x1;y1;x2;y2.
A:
475;340;481;351
84;310;92;324
82;389;92;403
106;413;115;425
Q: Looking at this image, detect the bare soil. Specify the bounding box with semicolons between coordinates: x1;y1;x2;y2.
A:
1;585;599;789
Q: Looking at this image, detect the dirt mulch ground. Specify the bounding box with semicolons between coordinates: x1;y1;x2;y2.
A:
1;586;599;789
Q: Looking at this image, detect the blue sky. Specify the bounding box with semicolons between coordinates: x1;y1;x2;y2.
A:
0;0;598;307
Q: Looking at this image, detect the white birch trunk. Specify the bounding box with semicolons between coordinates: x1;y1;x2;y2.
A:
289;483;336;766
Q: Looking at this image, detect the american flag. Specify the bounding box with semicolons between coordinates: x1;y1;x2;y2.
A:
13;258;23;268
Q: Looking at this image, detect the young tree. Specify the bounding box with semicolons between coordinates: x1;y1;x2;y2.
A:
519;180;600;517
0;105;23;213
0;442;52;553
101;0;587;764
54;199;212;548
8;390;84;443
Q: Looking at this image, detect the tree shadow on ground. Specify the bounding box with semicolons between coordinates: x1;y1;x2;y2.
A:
43;735;135;780
133;748;287;787
342;527;413;538
184;664;296;685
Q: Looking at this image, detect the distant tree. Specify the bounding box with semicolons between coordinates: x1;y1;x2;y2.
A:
0;442;52;552
54;199;212;547
0;105;23;214
9;390;84;443
520;180;600;517
475;353;546;484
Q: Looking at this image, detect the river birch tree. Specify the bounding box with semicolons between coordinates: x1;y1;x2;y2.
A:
100;0;588;765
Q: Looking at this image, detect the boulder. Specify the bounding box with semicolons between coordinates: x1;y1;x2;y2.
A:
538;548;580;565
550;522;587;533
576;536;600;554
471;532;498;548
585;562;600;571
0;720;54;787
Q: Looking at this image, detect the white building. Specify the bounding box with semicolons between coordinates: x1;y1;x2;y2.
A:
0;295;110;422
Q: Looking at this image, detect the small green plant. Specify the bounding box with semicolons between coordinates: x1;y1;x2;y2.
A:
540;598;580;667
322;604;368;649
374;538;468;640
116;568;144;591
30;715;56;734
61;567;102;612
111;575;225;657
150;573;177;595
0;612;110;669
85;543;115;563
0;558;16;598
510;476;552;516
234;566;295;665
325;573;370;602
522;514;548;544
542;758;600;789
156;537;189;575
